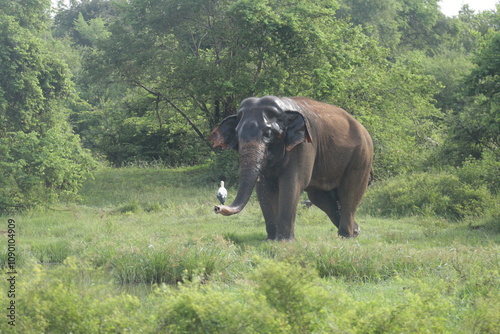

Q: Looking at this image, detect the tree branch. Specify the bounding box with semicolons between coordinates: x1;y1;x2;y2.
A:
163;96;209;145
132;81;212;149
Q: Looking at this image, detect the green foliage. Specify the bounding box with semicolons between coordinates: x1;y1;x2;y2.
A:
336;51;443;177
72;84;212;167
6;252;497;333
0;125;96;211
456;150;500;194
397;0;443;53
0;0;96;212
57;0;443;171
73;13;111;45
336;0;403;51
439;27;500;166
1;167;499;333
46;0;500;177
53;0;116;45
252;260;331;333
311;243;431;282
47;0;496;178
91;0;374;123
476;206;500;233
419;49;474;112
0;15;67;133
156;281;286;333
201;150;240;185
463;29;500;145
462;292;500;333
337;0;468;56
30;240;73;264
3;0;500;328
6;258;146;333
362;171;494;220
1;0;51;31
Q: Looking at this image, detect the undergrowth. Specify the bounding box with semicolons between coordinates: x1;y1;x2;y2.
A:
0;166;498;333
361;171;496;221
2;256;498;333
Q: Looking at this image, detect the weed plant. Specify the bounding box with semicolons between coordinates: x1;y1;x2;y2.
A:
1;166;499;333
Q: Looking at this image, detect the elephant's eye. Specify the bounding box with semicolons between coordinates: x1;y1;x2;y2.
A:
263;128;273;140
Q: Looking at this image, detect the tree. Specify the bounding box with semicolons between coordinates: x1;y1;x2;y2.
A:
53;0;116;46
444;29;500;163
74;0;382;165
0;0;95;211
93;0;367;130
56;0;443;175
336;0;463;56
336;0;403;51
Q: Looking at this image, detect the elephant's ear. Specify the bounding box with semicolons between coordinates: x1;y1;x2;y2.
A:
208;115;239;150
285;111;312;152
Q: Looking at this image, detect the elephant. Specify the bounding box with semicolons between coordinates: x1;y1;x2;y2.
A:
208;96;373;240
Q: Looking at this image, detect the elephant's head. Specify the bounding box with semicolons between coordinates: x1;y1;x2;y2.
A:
208;96;312;216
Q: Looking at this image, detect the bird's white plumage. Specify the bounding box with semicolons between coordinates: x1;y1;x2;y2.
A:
217;181;227;205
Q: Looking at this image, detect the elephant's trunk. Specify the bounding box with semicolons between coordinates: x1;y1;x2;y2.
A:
214;142;265;216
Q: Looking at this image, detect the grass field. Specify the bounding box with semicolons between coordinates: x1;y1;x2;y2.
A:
2;166;499;333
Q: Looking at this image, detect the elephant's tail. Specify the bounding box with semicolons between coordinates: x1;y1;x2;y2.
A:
368;169;374;186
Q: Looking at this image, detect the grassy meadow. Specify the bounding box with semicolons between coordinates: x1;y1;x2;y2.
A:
1;166;499;333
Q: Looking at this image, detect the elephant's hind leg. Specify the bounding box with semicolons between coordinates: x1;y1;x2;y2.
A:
337;169;370;238
307;189;341;228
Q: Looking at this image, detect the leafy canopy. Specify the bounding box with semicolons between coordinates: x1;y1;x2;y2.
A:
0;0;95;211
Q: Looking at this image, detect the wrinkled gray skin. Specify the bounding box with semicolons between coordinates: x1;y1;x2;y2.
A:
209;96;373;240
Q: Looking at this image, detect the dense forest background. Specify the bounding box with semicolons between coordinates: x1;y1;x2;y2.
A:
0;0;498;214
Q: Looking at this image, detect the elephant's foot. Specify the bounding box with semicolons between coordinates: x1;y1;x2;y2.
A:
275;232;295;241
275;236;295;242
265;235;275;241
266;234;294;242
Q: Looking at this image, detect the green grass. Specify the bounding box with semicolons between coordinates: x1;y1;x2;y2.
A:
1;166;499;333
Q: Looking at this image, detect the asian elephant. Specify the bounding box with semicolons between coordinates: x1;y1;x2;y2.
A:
209;96;373;240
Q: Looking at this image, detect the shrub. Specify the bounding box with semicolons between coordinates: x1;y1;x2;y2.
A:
156;285;287;333
252;260;332;333
361;171;494;220
478;204;500;232
2;253;495;333
457;150;500;195
462;292;500;333
350;279;454;333
3;258;147;333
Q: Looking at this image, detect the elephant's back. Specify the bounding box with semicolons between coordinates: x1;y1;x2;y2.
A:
291;97;367;144
291;97;373;189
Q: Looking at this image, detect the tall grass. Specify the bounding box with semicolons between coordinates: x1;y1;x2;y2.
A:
1;166;499;333
109;236;241;284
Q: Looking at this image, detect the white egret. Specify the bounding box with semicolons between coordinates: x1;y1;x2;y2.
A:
217;181;227;205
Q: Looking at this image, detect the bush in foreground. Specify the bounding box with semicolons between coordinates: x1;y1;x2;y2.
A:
6;258;500;333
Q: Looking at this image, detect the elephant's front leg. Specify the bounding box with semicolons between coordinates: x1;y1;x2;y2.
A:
256;178;279;240
274;177;302;241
